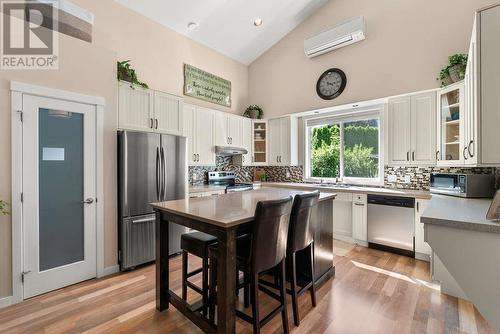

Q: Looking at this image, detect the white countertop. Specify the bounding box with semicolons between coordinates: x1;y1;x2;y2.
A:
261;182;432;200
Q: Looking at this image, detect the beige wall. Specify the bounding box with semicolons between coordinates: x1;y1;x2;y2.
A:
248;0;492;118
0;0;248;298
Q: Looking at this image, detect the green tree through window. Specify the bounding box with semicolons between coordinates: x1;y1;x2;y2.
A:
310;119;379;180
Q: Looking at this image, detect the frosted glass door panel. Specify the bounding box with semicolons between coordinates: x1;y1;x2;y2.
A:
39;108;84;271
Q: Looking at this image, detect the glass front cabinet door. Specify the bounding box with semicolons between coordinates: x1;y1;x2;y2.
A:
437;82;465;165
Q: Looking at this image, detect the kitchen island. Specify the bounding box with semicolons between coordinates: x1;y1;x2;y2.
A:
151;188;336;334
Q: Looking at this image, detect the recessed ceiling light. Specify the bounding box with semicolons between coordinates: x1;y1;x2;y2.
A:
187;22;198;30
254;18;263;27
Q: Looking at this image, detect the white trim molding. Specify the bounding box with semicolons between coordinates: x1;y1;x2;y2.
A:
10;81;106;305
101;265;120;278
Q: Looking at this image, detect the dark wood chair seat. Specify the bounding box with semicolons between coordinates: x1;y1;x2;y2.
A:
180;231;217;316
209;197;293;334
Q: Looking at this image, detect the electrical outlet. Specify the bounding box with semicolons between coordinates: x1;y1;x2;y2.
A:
387;174;397;183
404;175;411;183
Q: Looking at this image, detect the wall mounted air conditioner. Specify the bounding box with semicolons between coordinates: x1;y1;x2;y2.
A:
304;16;366;58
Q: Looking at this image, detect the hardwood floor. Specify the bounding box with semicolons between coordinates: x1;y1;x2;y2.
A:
0;241;492;334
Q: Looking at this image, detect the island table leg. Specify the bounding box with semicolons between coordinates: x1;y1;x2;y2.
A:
155;210;170;311
217;228;237;334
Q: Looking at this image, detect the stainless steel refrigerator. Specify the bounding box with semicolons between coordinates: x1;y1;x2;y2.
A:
118;130;188;271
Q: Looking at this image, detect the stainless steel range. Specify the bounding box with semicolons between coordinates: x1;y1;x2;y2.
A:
208;171;254;193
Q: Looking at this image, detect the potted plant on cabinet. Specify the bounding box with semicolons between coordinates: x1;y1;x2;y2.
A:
243;105;264;119
437;54;468;87
117;60;149;89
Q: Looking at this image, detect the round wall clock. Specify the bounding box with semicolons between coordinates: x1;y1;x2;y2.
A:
316;68;347;100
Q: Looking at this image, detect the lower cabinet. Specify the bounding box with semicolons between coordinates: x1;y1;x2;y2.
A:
352;194;367;244
415;199;431;261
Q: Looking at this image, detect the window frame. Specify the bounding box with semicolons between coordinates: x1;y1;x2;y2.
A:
304;106;385;186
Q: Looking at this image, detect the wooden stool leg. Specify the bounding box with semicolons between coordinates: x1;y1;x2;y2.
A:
182;250;188;301
280;260;290;334
310;242;317;307
202;256;209;316
251;273;260;334
208;255;217;324
290;252;300;326
243;271;250;308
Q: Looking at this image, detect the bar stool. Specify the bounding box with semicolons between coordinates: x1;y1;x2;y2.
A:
180;231;217;315
286;191;320;326
209;197;293;334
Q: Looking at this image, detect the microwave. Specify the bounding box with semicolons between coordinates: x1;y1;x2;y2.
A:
430;173;496;198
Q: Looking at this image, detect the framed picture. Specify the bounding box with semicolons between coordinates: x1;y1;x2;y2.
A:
486;189;500;221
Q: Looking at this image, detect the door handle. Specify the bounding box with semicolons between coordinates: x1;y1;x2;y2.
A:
468;140;474;157
131;217;156;224
193;153;196;162
155;118;158;129
406;151;410;161
463;147;468;160
82;198;94;204
156;148;161;200
412;151;415;161
160;147;166;200
436;150;440;161
150;118;154;129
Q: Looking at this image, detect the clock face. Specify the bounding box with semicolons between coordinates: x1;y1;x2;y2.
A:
316;68;347;100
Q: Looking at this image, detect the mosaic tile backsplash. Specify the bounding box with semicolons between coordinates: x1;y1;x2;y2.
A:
189;157;500;190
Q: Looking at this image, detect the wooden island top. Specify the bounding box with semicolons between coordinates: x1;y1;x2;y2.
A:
151;187;336;228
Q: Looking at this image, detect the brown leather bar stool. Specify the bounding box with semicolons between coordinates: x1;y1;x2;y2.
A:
180;231;217;315
286;191;320;326
209;197;293;334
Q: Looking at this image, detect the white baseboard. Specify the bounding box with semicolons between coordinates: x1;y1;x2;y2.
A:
333;234;354;244
99;264;120;278
0;296;13;309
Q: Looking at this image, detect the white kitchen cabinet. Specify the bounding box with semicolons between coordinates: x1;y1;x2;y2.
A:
154;91;183;135
388;91;436;165
352;194;367;244
332;193;353;242
252;121;268;166
460;6;500;166
233;118;253;166
183;104;215;166
268;116;298;166
436;82;465;166
118;81;154;132
118;81;184;135
414;199;431;261
214;112;243;147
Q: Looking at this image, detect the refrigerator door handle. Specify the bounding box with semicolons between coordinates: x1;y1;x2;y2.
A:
160;146;166;201
156;147;160;200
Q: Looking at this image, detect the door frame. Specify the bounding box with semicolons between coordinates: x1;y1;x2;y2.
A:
10;81;105;304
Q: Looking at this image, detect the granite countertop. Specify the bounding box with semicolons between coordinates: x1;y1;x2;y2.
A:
152;188;336;228
421;194;500;234
261;182;432;200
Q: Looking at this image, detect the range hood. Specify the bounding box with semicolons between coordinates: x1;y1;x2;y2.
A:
215;146;248;157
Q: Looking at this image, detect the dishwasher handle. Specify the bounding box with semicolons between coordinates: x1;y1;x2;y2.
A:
367;195;415;208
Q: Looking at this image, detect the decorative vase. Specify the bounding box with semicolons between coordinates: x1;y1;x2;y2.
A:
441;75;453;87
249;109;260;119
448;64;465;83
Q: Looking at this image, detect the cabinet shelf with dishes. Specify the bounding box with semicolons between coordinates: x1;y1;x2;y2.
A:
252;121;268;165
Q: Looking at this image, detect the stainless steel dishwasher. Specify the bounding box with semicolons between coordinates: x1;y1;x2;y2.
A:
367;195;415;257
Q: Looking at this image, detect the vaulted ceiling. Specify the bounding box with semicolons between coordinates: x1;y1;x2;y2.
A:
116;0;328;65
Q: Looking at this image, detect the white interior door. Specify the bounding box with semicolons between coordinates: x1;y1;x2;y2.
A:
22;95;97;298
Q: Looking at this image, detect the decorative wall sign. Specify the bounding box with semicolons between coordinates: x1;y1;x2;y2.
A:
183;64;231;107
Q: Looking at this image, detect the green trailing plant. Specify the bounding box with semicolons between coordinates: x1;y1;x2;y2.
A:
117;60;149;88
437;54;468;87
0;199;9;215
243;105;264;119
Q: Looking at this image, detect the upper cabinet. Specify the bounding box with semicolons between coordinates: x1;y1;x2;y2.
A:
268;116;298;166
437;82;464;165
252;121;268;166
438;5;500;167
183;104;215;166
233;118;253;166
387;91;436;165
118;81;183;135
214;112;243;147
